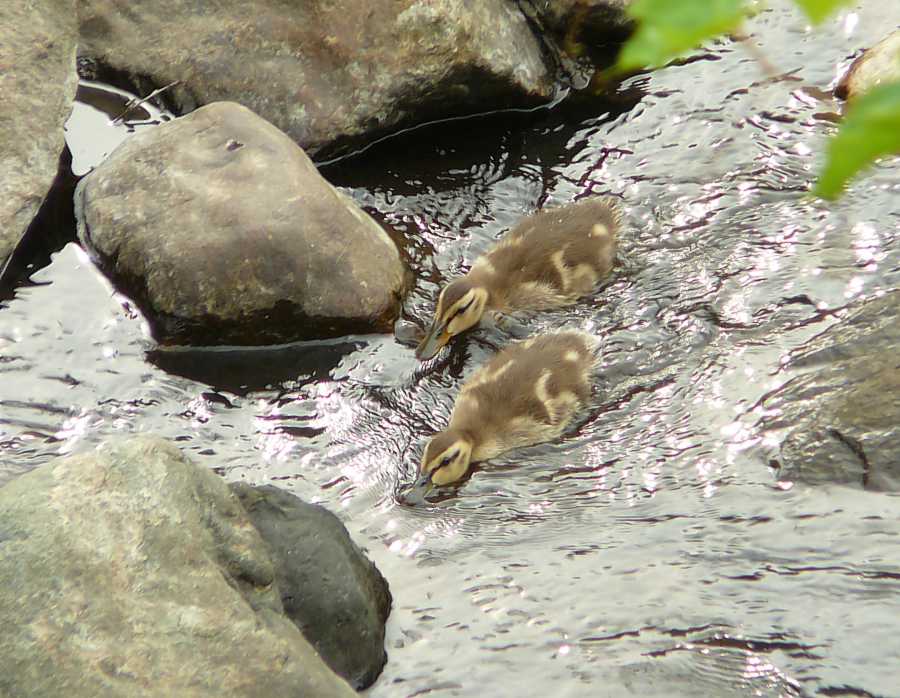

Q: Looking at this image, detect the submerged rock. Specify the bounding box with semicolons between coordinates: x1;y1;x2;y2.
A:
78;0;554;158
232;484;392;689
0;436;356;698
761;291;900;491
835;29;900;100
75;101;407;346
0;0;77;270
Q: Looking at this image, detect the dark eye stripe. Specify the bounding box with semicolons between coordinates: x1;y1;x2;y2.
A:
454;298;473;316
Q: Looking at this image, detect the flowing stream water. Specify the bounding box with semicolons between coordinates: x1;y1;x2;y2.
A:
2;2;899;696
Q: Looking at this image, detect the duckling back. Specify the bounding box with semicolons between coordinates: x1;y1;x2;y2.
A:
449;331;598;462
475;197;620;312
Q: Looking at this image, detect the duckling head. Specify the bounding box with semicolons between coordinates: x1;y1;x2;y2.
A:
413;429;474;491
416;278;489;360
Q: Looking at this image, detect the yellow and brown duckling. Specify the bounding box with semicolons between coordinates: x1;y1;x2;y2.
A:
412;330;599;492
416;197;620;360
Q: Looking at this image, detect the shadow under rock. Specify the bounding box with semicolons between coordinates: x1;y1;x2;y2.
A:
0;147;78;302
147;339;364;395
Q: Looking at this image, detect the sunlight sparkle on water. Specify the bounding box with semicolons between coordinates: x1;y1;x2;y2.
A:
391;518;464;557
316;390;387;489
55;409;100;454
258;429;298;463
693;458;723;497
742;651;800;693
721;293;750;326
736;180;756;204
761;431;782;450
254;400;302;463
844;275;865;300
185;395;212;427
720;420;741;437
389;530;425;557
642;469;658;493
851;222;883;265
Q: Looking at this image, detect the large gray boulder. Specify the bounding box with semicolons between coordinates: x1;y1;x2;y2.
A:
835;29;900;101
232;484;392;689
760;290;900;491
77;0;554;158
0;436;357;697
75;101;408;346
0;0;78;270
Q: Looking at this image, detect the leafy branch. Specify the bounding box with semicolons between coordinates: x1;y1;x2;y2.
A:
612;0;899;199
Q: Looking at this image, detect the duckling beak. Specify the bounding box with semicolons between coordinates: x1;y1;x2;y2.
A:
409;470;435;496
415;320;450;360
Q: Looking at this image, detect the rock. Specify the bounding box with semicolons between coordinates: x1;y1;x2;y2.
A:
75;101;408;346
760;291;900;491
0;436;357;698
77;0;554;158
523;0;633;49
0;0;78;271
231;484;392;690
519;0;634;83
835;29;900;100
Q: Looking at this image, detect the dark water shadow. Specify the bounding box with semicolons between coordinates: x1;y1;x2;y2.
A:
0;146;78;302
318;88;641;191
146;339;364;396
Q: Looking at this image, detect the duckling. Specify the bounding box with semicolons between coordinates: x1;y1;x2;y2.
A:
412;330;598;491
416;197;620;360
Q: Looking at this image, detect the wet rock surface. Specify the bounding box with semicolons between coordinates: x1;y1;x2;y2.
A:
523;0;634;52
0;435;357;698
0;0;77;270
232;483;392;689
515;0;634;91
77;0;555;158
761;290;900;490
75;101;407;346
835;29;900;100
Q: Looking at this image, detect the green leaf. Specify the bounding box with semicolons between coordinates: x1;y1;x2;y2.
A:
615;0;748;72
814;81;900;199
792;0;855;24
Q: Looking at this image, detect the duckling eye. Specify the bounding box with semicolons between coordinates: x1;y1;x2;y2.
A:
438;451;457;469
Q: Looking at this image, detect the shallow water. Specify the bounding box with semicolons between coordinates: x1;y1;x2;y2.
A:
2;2;900;696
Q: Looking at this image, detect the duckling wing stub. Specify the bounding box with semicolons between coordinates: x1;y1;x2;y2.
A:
484;199;619;311
450;332;596;461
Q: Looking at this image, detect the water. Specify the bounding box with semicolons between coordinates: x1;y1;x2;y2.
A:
2;2;900;696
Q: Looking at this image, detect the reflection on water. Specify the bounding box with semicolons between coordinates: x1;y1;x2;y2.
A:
2;1;900;696
65;80;172;176
146;339;364;395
